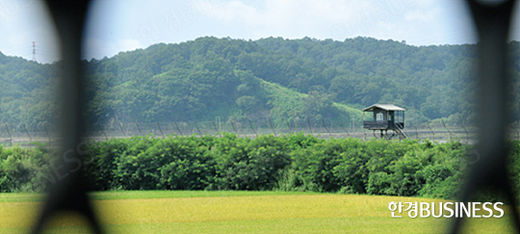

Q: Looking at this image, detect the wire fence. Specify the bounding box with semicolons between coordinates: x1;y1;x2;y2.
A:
3;119;520;147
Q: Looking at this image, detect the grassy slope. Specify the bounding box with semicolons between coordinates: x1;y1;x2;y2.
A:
261;80;363;123
0;191;514;234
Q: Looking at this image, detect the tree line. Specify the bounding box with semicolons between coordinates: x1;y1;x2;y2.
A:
2;134;519;200
2;37;520;131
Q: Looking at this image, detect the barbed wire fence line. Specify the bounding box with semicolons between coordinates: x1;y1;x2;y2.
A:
2;118;519;147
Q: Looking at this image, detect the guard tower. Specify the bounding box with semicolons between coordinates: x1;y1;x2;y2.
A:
363;104;407;139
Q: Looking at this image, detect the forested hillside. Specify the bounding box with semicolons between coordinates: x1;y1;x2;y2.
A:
1;37;520;131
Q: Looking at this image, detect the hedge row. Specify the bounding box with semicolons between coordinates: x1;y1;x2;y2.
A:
1;133;519;199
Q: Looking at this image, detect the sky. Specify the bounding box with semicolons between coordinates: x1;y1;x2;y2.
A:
1;0;519;64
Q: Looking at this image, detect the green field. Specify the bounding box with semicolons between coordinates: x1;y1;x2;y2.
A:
0;191;516;234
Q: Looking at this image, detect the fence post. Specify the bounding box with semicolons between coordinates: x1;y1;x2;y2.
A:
135;122;142;136
211;120;221;137
322;119;331;137
216;116;221;134
45;125;51;145
343;123;351;138
415;121;419;140
427;123;435;140
248;119;258;137
441;119;452;140
172;122;182;136
156;122;165;137
231;121;239;136
306;118;313;135
5;123;12;146
23;124;32;142
118;121;127;137
286;120;293;134
462;120;470;143
268;117;277;136
194;122;203;136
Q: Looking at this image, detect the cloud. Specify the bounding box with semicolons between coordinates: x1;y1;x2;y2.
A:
189;0;473;45
192;0;377;39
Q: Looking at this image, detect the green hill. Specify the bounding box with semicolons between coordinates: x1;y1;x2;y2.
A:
1;36;520;131
260;79;362;126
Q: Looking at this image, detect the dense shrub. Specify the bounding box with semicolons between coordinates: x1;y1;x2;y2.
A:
212;133;291;190
0;134;518;200
290;138;354;192
154;136;216;190
0;144;51;192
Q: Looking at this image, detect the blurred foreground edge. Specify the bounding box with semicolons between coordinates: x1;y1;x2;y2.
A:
450;0;520;233
32;1;103;234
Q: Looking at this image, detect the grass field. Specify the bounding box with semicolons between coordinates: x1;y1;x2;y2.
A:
0;191;515;233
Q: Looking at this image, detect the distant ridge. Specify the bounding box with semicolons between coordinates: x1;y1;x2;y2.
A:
1;36;520;130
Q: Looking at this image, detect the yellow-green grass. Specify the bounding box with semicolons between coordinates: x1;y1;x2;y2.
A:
0;191;515;233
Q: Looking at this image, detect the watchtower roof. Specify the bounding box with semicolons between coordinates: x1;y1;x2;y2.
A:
363;104;405;111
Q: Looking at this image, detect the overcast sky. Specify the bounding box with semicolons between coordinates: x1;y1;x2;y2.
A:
1;0;519;64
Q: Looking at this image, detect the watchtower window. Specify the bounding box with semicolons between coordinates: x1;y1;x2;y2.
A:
376;112;384;121
395;111;404;123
